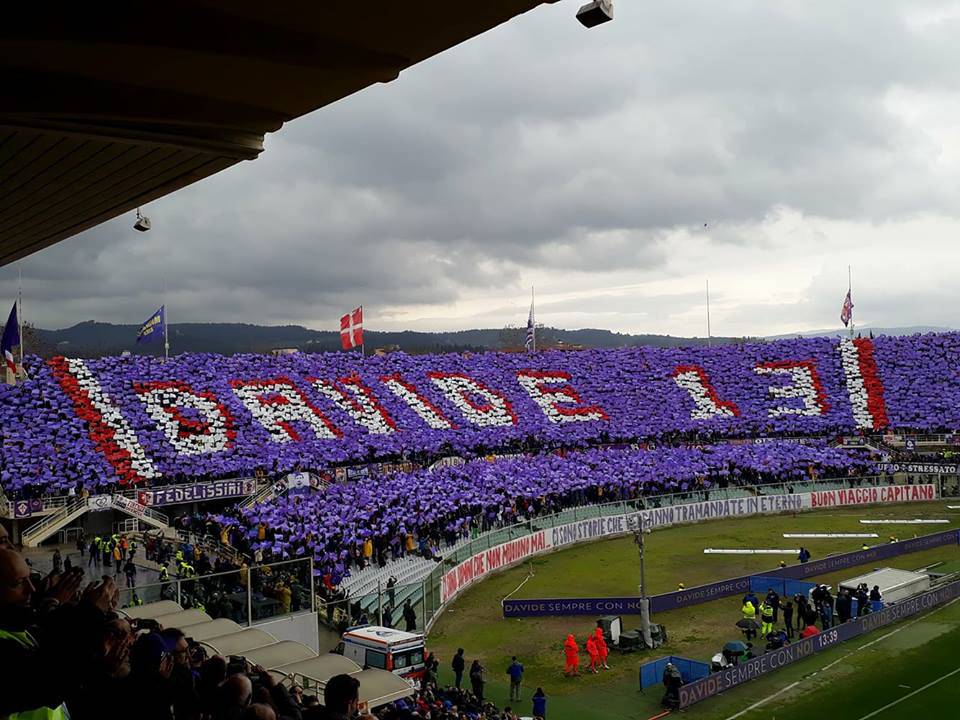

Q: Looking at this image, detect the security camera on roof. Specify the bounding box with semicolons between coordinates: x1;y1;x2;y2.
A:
577;0;613;28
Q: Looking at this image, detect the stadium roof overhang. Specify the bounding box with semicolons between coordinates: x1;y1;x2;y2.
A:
0;0;557;267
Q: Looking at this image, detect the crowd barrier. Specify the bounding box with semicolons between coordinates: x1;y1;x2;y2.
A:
678;578;960;708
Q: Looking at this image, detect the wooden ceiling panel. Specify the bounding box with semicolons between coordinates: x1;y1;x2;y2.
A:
0;1;555;265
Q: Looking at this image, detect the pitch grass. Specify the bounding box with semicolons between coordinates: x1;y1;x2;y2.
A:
427;501;960;719
693;595;960;720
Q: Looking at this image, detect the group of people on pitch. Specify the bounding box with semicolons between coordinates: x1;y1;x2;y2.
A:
563;625;610;675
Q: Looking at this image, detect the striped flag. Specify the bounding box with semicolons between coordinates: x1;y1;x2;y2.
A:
1;302;20;379
840;290;854;327
524;293;536;352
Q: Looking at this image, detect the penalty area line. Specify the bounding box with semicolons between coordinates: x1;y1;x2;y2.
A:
855;665;960;720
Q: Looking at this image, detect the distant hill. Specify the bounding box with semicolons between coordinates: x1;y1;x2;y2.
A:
7;320;749;358
764;325;954;340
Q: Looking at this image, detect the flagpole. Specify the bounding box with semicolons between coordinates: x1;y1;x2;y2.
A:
163;278;169;360
706;279;712;347
17;265;23;376
531;286;536;353
848;265;854;339
360;305;364;357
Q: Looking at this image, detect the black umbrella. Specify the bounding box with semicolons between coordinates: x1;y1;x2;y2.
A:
735;619;759;630
724;640;749;653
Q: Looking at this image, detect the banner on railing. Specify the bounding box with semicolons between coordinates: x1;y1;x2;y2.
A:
875;462;958;474
441;484;938;608
113;494;148;518
441;530;549;603
678;579;960;708
12;498;43;518
138;478;257;506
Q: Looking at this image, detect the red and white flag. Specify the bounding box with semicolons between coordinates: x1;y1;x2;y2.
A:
840;290;854;327
340;306;363;350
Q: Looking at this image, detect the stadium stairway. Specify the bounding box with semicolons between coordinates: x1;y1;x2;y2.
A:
21;495;175;547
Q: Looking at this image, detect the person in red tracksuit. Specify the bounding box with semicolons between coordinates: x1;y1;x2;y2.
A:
594;627;610;670
586;634;599;674
564;634;580;676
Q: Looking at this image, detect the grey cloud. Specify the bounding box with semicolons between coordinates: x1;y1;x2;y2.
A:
5;0;960;332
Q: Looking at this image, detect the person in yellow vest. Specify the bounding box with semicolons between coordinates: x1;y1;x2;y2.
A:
862;543;869;550
112;543;122;575
362;537;374;563
279;583;292;614
740;600;758;640
759;601;774;639
0;549;68;719
258;523;266;541
405;533;416;555
677;583;685;592
158;565;169;582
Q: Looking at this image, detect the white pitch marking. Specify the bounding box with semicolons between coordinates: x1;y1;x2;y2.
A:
855;666;960;720
703;548;799;554
859;519;949;524
948;505;960;509
783;533;878;538
721;681;800;720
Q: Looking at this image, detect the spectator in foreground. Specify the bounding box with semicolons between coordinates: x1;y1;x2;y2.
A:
532;687;547;718
0;523;13;550
304;673;372;720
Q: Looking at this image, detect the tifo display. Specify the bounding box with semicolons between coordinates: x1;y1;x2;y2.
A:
2;332;959;490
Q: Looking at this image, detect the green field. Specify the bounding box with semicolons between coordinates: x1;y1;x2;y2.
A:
427;501;960;719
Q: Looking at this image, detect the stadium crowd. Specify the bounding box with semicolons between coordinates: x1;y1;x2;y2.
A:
221;441;872;585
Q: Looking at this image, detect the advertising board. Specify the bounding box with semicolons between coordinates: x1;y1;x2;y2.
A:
678;580;960;708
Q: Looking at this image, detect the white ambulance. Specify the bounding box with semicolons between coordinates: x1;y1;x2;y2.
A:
333;625;426;682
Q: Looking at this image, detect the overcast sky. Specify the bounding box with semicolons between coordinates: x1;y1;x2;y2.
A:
4;0;960;338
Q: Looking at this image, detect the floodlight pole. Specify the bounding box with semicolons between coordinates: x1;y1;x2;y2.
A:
631;512;653;648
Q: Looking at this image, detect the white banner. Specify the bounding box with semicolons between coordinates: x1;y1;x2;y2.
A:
440;530;549;603
438;484;938;607
112;494;147;518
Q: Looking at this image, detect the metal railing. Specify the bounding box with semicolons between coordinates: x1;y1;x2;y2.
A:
21;497;89;545
118;556;314;626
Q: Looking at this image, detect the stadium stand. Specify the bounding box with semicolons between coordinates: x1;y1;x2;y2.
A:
3;333;957;495
225;441;871;585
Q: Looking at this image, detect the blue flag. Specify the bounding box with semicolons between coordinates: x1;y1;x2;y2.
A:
137;306;165;344
1;302;19;375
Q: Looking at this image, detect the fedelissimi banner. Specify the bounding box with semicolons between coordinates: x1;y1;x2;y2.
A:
439;483;937;605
